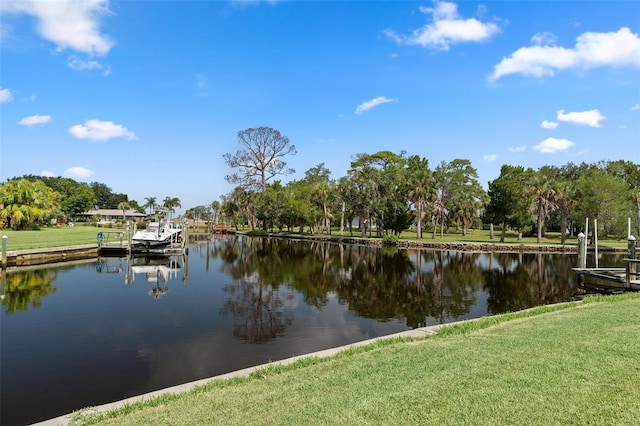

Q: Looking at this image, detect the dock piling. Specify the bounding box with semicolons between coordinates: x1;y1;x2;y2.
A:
626;235;637;285
577;232;586;268
1;235;7;269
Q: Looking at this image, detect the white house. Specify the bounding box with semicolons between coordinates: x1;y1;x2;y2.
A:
80;208;147;223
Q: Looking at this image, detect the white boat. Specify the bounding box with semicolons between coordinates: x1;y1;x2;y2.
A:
130;256;182;299
132;221;182;248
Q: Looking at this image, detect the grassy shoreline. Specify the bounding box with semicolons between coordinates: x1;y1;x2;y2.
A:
0;225;629;251
71;293;640;425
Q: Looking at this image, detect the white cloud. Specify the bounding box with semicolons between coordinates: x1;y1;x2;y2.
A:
0;87;12;103
64;167;94;178
355;96;396;115
483;154;497;161
541;120;558;129
490;27;640;81
385;1;500;51
533;137;574;153
1;0;114;56
18;114;52;126
69;119;137;141
632;104;640;111
41;170;57;177
531;32;557;46
508;145;527;153
557;109;606;127
67;56;103;71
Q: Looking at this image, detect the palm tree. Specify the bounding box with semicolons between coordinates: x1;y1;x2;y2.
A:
117;201;131;222
432;199;445;239
143;196;157;215
529;175;558;244
451;194;477;236
211;200;221;225
0;179;59;229
163;196;181;221
555;181;574;246
408;166;435;239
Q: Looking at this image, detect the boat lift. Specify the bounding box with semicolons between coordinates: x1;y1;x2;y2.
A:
97;221;188;255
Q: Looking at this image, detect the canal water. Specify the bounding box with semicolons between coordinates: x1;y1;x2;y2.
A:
0;235;623;425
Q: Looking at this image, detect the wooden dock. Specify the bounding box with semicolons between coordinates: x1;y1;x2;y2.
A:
97;224;189;256
99;242;187;256
573;233;640;291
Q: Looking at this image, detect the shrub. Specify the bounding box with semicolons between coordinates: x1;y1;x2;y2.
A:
382;234;399;247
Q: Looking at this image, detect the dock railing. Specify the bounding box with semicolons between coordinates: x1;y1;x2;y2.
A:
96;230;128;249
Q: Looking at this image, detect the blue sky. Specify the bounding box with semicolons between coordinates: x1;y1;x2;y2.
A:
1;0;639;213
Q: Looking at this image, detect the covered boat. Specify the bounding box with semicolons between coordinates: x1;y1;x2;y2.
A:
132;220;182;248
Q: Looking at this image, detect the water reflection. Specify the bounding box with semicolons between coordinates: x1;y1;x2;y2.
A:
1;237;624;323
95;255;187;299
209;237;609;328
1;267;58;313
1;235;628;425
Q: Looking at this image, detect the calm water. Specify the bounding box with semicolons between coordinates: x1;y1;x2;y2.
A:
1;235;623;425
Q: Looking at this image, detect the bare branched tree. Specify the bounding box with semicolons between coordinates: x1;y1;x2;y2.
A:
223;127;296;192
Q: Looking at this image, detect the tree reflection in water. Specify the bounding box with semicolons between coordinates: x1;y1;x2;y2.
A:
1;269;58;313
482;252;578;314
211;236;598;336
218;238;295;343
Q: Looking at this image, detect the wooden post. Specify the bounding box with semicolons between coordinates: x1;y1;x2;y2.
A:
129;222;135;252
577;232;586;268
594;219;598;269
183;253;189;283
1;235;7;268
627;235;637;287
1;267;6;301
181;220;189;254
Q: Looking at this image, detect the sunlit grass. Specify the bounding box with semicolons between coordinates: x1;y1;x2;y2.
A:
73;293;640;425
0;224;108;250
247;226;628;249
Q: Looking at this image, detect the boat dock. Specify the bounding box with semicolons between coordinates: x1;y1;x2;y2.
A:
573;232;640;291
97;222;190;256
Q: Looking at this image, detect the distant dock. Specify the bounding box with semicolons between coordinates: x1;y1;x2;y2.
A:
98;241;188;256
97;223;190;256
573;231;639;291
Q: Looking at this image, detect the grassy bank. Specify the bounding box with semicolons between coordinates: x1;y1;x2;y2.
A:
74;293;640;425
0;225;108;250
0;225;628;251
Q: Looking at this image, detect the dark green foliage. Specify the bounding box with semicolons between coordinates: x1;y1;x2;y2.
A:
381;234;399;246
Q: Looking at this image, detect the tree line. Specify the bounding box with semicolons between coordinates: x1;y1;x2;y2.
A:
2;126;638;240
220;154;639;241
0;175;181;229
218;127;640;241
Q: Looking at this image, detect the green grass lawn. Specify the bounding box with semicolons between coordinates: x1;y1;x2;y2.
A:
73;293;640;425
0;224;115;250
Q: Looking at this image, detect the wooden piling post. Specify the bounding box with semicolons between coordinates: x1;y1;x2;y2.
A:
626;235;637;287
1;267;6;301
577;232;586;268
182;220;188;251
594;219;598;269
1;235;7;268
